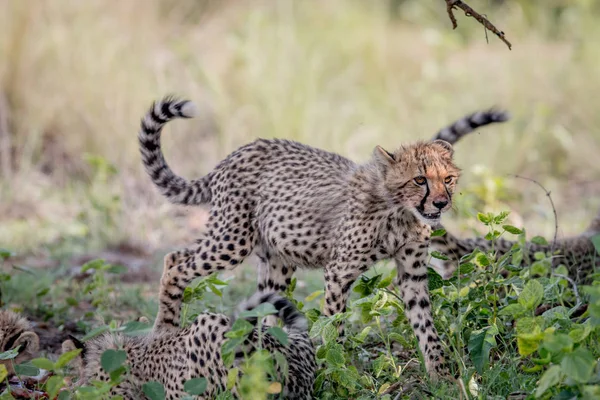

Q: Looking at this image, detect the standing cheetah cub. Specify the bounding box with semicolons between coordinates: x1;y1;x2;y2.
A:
138;97;461;378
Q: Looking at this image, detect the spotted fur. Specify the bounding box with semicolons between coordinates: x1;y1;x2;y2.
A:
138;97;468;379
62;288;315;399
429;210;600;283
0;310;39;375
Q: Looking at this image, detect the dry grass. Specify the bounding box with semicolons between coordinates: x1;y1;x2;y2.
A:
0;0;599;254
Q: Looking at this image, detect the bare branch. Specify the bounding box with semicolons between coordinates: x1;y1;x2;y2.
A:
511;174;558;254
444;0;512;50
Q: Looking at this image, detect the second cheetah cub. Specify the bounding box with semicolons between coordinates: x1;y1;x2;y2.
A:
138;97;461;378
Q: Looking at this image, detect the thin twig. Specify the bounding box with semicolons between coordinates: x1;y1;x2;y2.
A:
444;0;512;50
553;273;582;309
511;174;558;254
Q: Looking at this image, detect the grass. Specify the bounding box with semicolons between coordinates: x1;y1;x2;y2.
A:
0;0;599;253
0;0;600;399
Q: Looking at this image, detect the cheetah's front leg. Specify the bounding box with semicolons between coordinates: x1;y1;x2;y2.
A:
396;242;448;380
323;259;366;317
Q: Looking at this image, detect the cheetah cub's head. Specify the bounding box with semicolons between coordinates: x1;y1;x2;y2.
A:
373;140;460;225
0;310;40;375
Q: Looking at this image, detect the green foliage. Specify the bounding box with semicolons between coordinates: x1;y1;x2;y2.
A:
4;211;600;399
142;381;166;400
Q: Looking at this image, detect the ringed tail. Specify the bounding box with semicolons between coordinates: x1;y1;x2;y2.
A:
433;109;510;145
237;291;308;334
138;96;211;205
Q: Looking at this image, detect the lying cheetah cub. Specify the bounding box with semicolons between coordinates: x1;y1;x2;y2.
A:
430;208;600;283
138;97;464;378
0;309;40;375
63;291;315;399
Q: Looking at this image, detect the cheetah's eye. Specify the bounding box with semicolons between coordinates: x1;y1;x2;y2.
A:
414;176;427;185
444;176;454;184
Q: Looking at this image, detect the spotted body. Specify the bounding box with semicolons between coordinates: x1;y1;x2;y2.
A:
62;287;315;399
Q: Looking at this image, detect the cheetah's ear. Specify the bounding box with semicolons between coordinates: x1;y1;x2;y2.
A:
14;331;39;356
373;145;396;165
431;140;454;157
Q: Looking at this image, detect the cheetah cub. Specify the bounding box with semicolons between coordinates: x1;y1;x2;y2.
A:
430;208;600;283
63;290;316;399
0;309;40;375
138;97;465;379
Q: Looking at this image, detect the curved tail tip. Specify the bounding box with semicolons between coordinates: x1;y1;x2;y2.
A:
181;101;199;118
495;110;511;122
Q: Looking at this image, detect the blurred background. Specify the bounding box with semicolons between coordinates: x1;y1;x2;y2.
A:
0;0;599;260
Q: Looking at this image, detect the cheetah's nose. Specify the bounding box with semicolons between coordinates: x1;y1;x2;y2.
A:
433;200;448;210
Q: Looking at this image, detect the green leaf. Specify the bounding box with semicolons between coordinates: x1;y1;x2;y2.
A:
0;347;20;361
431;228;446;237
142;381;166;400
46;375;65;398
326;345;345;367
468;326;497;374
121;320;152;336
0;248;13;260
226;319;254;338
516;317;543;335
503;225;523;235
81;259;106;272
31;357;55;371
582;385;600;399
428;269;444;290
55;348;82;369
493;211;510;224
372;355;389;377
110;365;127;381
512;248;523;266
0;365;7;382
475;253;490;267
388;332;410;348
100;349;127;373
430;251;449;260
530;261;549;278
81;325;110;341
226;367;239;390
519;280;544;310
498;303;526;317
457;262;475;275
535;365;562;398
57;391;70;400
517;332;543;357
560;347;597;383
541;333;573;355
266;326;289;346
477;212;491;225
184;377;208;395
65;297;79;307
321;323;338;344
531;236;549;246
13;362;40;376
569;323;592;343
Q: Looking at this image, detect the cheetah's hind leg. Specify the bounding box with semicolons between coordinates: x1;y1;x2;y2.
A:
256;250;297;326
154;209;257;330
